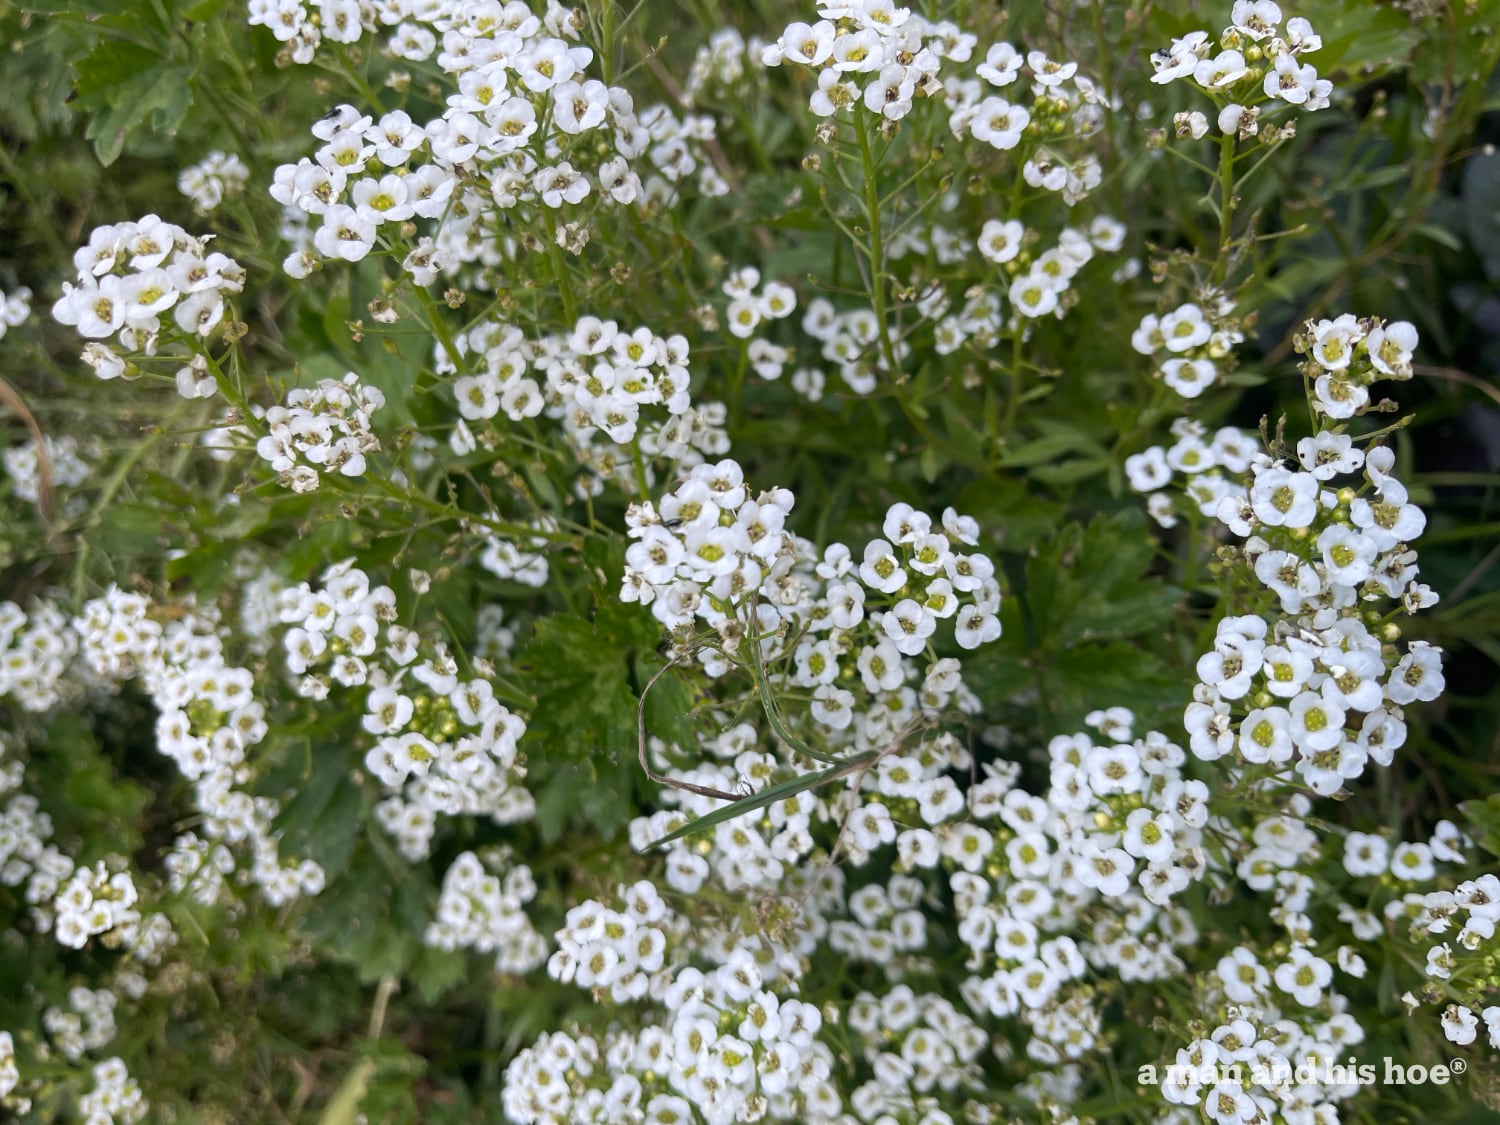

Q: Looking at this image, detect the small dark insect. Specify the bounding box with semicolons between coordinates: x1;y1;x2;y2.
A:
662;518;684;530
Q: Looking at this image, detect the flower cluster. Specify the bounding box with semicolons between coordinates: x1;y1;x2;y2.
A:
0;285;30;340
177;150;250;213
547;882;682;1004
0;598;78;712
621;458;797;639
761;3;947;121
276;558;534;859
1408;872;1500;1048
271;13;729;280
249;0;577;67
445;314;727;495
44;988;118;1061
51;861;142;951
685;27;760;102
425;850;547;973
763;3;1103;201
504;951;835;1125
3;434;94;509
1151;2;1332;138
77;1057;146;1125
1152;993;1369;1122
0;1032;18;1108
990;219;1119;321
1132;298;1246;398
626;468;1001;686
254;370;385;492
51;215;244;371
797;296;909;394
162;833;235;908
1297;314;1418;419
630;725;830;898
723;266;798;342
1180;421;1442;796
1125;417;1259;528
945;48;1106;204
73;585;325;907
845;986;988;1113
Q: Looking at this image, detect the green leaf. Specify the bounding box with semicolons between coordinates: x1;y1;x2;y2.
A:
408;946;469;1005
1043;643;1185;731
518;615;639;753
1459;795;1500;859
1462;151;1500;282
1026;511;1178;649
72;44;194;165
637;659;702;751
39;712;151;856
645;755;872;850
1028;458;1107;486
1291;0;1422;80
272;751;365;881
298;845;421;982
94;502;173;557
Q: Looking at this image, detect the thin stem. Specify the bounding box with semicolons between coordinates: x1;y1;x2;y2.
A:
1210;133;1237;287
854;114;900;377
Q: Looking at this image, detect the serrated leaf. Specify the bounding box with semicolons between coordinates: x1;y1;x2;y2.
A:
1291;0;1422;79
95;502;173;556
1026;511;1178;648
72;39;194;165
1043;643;1184;730
518;615;640;759
408;946;469;1004
272;754;365;881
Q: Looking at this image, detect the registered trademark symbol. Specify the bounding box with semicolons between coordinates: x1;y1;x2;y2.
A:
1451;1058;1467;1075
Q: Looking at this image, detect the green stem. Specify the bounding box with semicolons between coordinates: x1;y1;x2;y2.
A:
629;436;651;499
545;212;579;324
854;114;900;377
409;283;467;374
1000;325;1025;439
1210;133;1237;287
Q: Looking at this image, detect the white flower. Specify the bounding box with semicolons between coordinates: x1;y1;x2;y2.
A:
1273;947;1331;1006
977;219;1025;264
1366;319;1418;376
954;604;1000;649
1231;0;1283;40
810;683;855;729
969;96;1029;149
977;41;1023;86
1009;272;1058;317
1194;49;1248;88
1151;31;1210;84
1390;841;1436;882
1287;690;1345;751
1238;707;1293;764
1442;1004;1479;1046
1218;103;1258;137
1343;831;1390;877
882;599;937;656
1161;358;1216;397
1249;466;1319;528
1265;53;1321;105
